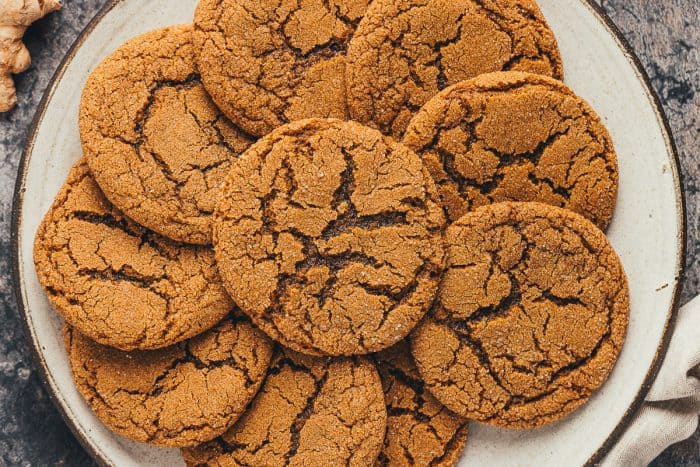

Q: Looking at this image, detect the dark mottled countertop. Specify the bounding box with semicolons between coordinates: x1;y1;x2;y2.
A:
0;0;698;465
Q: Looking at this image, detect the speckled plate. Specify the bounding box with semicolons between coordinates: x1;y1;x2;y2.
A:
11;0;685;465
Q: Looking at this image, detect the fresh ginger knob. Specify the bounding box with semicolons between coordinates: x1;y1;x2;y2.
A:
0;0;62;112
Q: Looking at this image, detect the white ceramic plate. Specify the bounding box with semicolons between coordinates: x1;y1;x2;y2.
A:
12;0;685;465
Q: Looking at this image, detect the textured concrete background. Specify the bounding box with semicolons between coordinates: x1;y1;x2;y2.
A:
0;0;698;464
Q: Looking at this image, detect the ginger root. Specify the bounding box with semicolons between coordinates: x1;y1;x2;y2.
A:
0;0;62;112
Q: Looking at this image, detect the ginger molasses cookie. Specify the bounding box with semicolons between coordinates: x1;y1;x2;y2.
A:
213;119;445;356
34;160;233;351
193;0;370;137
182;349;386;466
404;72;619;229
346;0;563;137
80;25;254;245
65;313;273;447
412;202;629;429
375;341;469;466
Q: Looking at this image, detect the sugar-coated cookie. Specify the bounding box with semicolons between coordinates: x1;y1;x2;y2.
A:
412;202;629;428
213;119;445;356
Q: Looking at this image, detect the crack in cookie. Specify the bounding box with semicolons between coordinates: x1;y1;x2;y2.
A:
213;119;445;356
80;25;255;245
346;0;563;137
33;160;233;351
375;341;469;466
65;312;273;447
411;202;629;428
194;0;371;137
181;349;386;466
404;72;619;229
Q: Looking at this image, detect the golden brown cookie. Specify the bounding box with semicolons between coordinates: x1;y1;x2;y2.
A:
181;349;387;466
375;341;469;466
404;72;619;229
65;313;273;447
412;202;629;429
346;0;563;137
79;25;254;245
193;0;370;137
34;160;233;351
213;118;446;356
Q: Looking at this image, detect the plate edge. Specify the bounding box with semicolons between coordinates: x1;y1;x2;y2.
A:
577;1;687;464
10;1;125;466
9;0;688;466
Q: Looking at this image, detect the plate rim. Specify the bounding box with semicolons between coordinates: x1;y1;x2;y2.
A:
10;1;687;466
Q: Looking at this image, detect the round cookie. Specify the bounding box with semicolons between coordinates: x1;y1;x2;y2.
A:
34;160;233;351
65;313;273;447
411;202;629;429
346;0;563;137
404;72;619;229
79;25;254;245
181;349;387;465
193;0;371;137
375;341;469;466
213;118;446;356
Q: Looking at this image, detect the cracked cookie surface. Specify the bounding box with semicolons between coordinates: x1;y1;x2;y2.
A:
79;25;254;245
65;313;273;447
194;0;370;137
34;160;233;351
213;118;446;356
375;341;469;466
411;202;629;429
404;72;619;229
181;348;386;466
346;0;563;137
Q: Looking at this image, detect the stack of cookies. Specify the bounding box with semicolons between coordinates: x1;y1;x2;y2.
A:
34;0;630;465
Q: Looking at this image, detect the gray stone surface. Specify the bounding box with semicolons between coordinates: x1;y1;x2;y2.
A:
0;0;697;465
